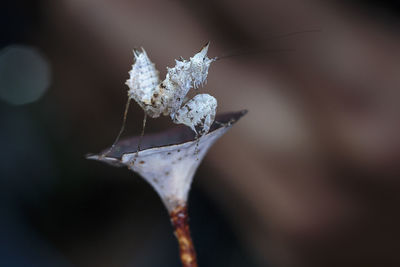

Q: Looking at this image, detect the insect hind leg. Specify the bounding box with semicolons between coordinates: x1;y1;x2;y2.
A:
129;112;147;167
101;98;131;158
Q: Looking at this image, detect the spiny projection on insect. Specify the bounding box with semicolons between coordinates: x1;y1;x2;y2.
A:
127;42;216;134
104;30;320;157
105;42;217;156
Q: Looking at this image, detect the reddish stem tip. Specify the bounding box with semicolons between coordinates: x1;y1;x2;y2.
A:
170;205;198;267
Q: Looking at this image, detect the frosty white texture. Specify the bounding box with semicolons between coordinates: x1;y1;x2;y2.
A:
163;43;215;118
173;94;217;134
88;121;235;211
125;48;161;117
125;43;217;134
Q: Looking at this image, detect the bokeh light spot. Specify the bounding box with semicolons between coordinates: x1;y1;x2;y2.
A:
0;45;51;105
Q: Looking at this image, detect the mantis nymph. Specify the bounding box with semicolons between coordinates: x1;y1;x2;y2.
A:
105;42;217;156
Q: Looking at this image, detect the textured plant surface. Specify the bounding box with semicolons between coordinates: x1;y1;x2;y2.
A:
87;111;246;266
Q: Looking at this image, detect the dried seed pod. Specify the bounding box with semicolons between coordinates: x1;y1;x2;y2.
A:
88;111;247;212
88;111;247;267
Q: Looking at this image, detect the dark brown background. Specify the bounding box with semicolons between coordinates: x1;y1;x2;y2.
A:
1;0;399;266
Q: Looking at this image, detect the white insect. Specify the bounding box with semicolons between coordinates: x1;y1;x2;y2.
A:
125;42;217;135
103;43;217;158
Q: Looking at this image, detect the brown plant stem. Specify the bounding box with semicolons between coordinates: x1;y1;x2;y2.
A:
170;205;198;267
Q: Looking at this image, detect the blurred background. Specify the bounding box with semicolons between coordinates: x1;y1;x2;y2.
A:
1;0;400;266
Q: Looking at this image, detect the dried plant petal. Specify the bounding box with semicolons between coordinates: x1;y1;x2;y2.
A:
87;110;247;212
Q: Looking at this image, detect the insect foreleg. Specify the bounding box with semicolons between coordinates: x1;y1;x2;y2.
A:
173;93;217;135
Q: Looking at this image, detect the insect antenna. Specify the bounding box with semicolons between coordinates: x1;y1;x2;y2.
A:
215;29;321;61
101;97;132;158
216;48;295;61
267;29;321;39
